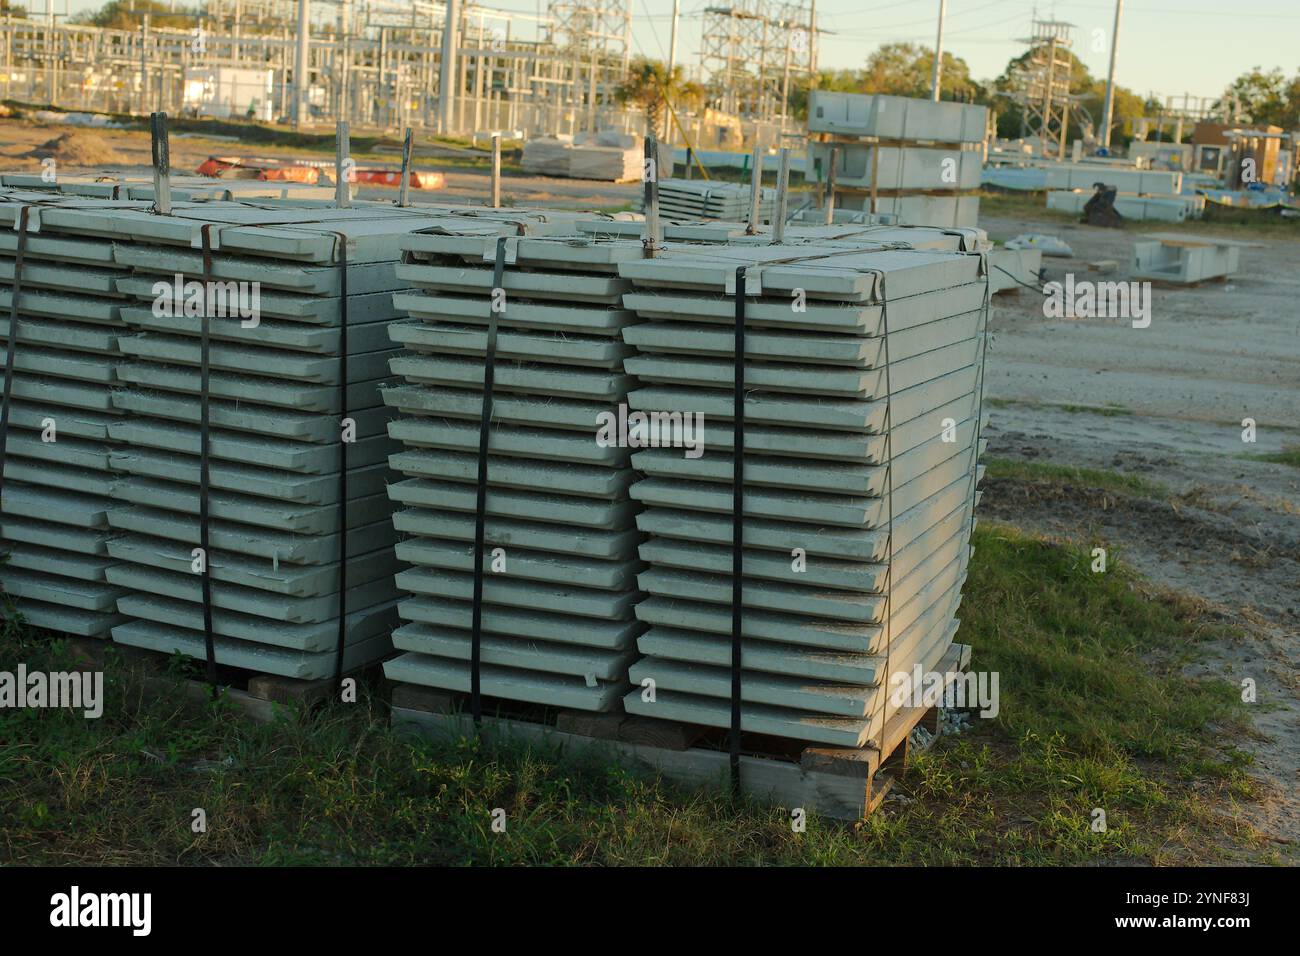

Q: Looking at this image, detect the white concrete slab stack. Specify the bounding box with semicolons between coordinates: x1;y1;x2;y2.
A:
615;234;989;747
0;193;144;637
642;180;776;223
806;91;987;229
1046;190;1202;222
381;231;653;710
1042;165;1182;194
82;202;477;678
0;172;336;202
521;133;672;183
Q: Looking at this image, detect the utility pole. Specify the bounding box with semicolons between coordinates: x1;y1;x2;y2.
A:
930;0;946;102
668;0;680;76
438;0;461;135
1100;0;1123;150
140;15;150;116
809;0;817;76
294;0;310;129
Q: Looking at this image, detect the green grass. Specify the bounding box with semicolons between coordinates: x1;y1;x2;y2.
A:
984;456;1169;499
1243;448;1300;468
978;189;1077;225
0;521;1261;865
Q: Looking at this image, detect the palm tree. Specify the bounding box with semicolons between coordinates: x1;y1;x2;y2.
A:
615;57;703;139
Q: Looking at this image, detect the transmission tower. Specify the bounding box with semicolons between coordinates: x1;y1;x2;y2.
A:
545;0;632;132
700;1;815;125
1016;18;1075;159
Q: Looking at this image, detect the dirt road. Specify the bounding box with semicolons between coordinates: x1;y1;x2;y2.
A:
982;211;1300;862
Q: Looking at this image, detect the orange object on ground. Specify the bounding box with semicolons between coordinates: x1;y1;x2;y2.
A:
351;169;446;190
196;156;320;184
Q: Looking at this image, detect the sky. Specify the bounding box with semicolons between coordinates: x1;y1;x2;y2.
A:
50;0;1300;108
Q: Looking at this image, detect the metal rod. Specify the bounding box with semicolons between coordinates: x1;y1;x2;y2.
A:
335;120;351;208
643;133;660;257
490;132;502;207
745;146;763;235
824;146;837;225
150;110;171;216
398;127;413;207
771;147;790;244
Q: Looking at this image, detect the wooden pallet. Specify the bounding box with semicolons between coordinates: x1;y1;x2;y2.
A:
390;642;972;822
63;636;352;723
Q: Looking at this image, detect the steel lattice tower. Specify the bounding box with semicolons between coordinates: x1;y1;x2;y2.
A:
700;0;815;125
1016;18;1075;159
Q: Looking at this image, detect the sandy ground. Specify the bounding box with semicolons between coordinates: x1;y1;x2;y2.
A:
1;116;1294;859
982;211;1300;862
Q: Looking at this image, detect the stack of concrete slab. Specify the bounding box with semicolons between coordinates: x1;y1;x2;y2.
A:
1042;165;1182;194
520;137;574;177
85;202;460;678
642;179;776;223
380;230;650;710
807;91;987;228
1047;190;1203;222
615;234;988;746
809;92;988;142
576;217;988;256
0;172;336;202
0;193;143;637
522;132;672;183
791;207;901;226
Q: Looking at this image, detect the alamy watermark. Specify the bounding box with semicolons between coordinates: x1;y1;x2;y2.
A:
152;273;261;328
1043;274;1151;328
0;664;103;718
889;665;1000;718
596;403;705;459
50;886;151;936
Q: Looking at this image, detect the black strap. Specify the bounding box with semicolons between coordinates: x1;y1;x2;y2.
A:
729;266;747;796
332;233;351;690
0;206;31;511
198;224;217;694
470;237;509;724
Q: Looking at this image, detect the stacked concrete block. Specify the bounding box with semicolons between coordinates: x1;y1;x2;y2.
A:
615;236;988;746
642;179;776;223
1042;165;1182;194
806;91;987;228
0;193;143;637
0;172;336;202
809;92;989;143
381;231;652;710
1046;190;1202;222
84;203;519;678
522;132;672;183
